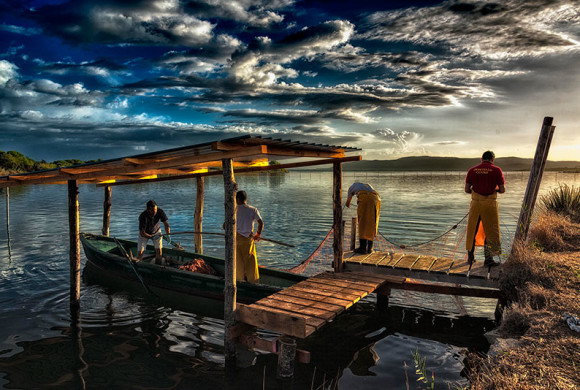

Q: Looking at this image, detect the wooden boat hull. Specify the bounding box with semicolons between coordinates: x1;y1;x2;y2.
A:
80;233;306;304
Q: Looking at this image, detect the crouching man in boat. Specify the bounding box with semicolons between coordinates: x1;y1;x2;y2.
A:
137;200;170;265
235;190;263;283
465;151;505;267
345;183;381;254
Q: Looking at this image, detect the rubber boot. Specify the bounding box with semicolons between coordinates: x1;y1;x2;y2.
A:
366;240;374;254
467;250;475;265
484;244;500;267
354;239;368;254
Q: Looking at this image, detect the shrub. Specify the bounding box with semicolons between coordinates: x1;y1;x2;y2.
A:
540;184;580;221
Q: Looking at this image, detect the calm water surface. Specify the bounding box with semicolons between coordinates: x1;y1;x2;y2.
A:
1;171;579;389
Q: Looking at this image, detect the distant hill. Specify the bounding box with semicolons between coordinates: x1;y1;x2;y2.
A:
341;156;580;172
0;150;98;175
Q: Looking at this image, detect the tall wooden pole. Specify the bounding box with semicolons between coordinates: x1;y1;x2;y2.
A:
68;180;81;308
5;187;11;262
222;158;238;364
333;162;343;272
514;117;556;244
101;186;112;236
194;176;204;253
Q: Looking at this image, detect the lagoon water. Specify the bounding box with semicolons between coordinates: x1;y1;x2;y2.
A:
1;170;579;389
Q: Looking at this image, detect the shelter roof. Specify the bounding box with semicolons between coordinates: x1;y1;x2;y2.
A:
0;135;361;187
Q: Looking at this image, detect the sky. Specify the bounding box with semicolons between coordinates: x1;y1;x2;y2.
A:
0;0;579;162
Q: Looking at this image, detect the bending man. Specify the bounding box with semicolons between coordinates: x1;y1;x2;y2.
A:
137;200;170;265
235;190;263;283
345;182;381;254
465;151;505;267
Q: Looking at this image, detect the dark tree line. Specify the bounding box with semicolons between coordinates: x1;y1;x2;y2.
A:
0;150;98;173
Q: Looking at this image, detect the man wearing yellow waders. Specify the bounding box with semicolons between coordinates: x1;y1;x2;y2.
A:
235;190;263;283
465;151;505;267
345;183;381;254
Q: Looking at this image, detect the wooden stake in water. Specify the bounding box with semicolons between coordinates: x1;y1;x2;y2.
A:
514;117;556;244
6;187;12;263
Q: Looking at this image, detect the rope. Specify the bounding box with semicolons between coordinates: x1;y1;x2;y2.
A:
378;212;469;249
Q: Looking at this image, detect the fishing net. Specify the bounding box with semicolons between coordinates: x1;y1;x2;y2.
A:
287;207;516;276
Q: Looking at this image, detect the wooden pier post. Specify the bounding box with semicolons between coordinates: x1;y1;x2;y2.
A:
5;187;11;262
376;285;391;311
277;336;297;379
333;162;343;272
101;186;111;236
68;180;81;308
514;117;556;244
222;159;238;364
195;176;204;253
350;217;357;250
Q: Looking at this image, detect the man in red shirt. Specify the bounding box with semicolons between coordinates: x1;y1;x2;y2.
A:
465;151;505;267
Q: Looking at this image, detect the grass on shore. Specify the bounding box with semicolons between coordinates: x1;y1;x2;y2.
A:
467;210;580;389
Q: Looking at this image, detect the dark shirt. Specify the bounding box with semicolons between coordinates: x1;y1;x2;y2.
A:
139;208;168;235
466;161;505;196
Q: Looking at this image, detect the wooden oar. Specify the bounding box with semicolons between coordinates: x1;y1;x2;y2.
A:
113;237;157;296
162;231;295;248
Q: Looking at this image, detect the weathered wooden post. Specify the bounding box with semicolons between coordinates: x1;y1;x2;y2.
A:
5;187;11;262
277;336;297;379
195;176;204;253
333;162;343;272
513;117;556;244
68;180;81;309
102;186;111;236
222;159;238;365
350;217;357;250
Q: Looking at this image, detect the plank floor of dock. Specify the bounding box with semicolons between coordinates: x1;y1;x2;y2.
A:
343;250;502;288
236;271;404;339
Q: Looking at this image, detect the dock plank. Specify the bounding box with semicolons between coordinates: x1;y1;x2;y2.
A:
236;304;313;339
315;272;384;290
253;298;336;321
394;254;420;270
429;257;454;273
378;253;404;267
449;259;471;275
276;289;354;308
270;292;344;312
290;284;364;302
411;256;437;272
359;252;388;266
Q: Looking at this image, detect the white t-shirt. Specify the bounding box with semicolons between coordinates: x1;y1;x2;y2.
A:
347;182;378;198
236;204;262;238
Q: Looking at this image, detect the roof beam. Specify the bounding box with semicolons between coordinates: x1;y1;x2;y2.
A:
0;145;268;187
97;155;362;187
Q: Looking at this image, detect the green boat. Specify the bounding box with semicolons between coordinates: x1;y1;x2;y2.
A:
80;233;307;304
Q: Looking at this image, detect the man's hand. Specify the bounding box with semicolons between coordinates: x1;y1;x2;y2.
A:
254;233;261;242
166;234;171;243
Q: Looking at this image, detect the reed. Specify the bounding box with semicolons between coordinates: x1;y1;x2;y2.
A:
540;184;580;220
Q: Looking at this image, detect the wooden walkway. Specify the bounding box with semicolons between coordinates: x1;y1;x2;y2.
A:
343;250;502;288
236;271;405;338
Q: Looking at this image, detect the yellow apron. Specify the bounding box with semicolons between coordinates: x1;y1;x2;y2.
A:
465;192;501;255
357;191;381;240
236;232;259;283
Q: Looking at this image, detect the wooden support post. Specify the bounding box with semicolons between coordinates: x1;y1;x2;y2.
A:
195;176;204;253
5;187;11;262
68;180;81;308
350;217;357;250
514;117;556;244
101;186;111;236
222;158;238;365
333;162;343;272
277;336;297;380
376;285;391;311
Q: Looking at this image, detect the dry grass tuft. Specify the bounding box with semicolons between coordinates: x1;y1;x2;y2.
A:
467;210;580;389
528;211;580;251
498;303;531;336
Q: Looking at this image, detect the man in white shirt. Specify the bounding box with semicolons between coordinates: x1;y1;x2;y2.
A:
345;182;381;254
235;190;263;283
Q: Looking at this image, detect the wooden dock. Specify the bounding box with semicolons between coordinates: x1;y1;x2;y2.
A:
236;271;405;338
343;250;502;289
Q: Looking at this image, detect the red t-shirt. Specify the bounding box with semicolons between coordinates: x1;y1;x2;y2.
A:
466;161;505;196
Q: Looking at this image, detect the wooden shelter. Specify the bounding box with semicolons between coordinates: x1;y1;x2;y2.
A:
0;135;361;363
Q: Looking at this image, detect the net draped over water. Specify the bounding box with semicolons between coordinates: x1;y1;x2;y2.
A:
288;205;516;276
